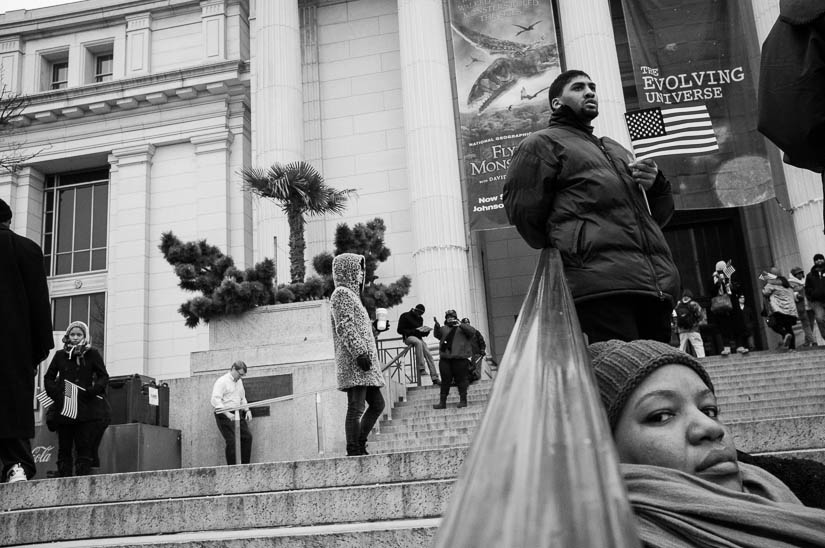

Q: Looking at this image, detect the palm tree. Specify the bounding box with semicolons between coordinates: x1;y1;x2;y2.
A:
241;161;354;283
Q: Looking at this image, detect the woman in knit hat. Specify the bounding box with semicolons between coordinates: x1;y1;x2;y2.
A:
589;339;825;546
44;321;110;476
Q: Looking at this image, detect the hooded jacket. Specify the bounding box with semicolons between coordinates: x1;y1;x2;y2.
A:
503;106;680;304
330;253;384;391
763;277;799;318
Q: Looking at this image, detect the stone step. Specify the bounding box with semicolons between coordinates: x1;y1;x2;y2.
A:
373;427;476;443
371;437;472;453
711;366;825;383
2;449;465;512
753;448;825;466
0;449;467;547
394;394;492;408
719;388;825;405
728;415;825;453
701;348;825;365
721;394;825;412
0;478;454;545
386;406;486;422
16;519;440;548
379;417;481;435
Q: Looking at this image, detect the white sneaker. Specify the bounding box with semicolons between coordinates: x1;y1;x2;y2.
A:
721;347;731;356
736;346;749;354
6;464;27;483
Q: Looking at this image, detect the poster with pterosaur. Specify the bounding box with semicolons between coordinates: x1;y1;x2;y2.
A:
447;0;561;231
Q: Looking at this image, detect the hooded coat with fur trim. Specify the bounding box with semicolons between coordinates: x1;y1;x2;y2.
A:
330;253;384;390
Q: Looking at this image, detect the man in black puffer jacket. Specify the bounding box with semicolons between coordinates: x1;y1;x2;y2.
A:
503;69;679;344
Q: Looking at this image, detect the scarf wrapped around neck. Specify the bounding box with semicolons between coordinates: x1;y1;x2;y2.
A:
623;462;825;548
62;320;91;359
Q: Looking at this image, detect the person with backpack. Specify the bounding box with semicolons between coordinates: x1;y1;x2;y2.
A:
432;310;481;409
674;289;707;358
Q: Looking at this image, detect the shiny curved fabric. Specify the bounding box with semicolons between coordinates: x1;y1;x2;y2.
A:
433;248;640;548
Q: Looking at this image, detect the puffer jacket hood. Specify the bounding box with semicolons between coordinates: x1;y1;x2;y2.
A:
332;253;365;295
330;253;384;391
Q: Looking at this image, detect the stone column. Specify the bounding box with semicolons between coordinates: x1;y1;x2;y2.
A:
191;132;234;250
250;0;303;278
107;145;155;376
0;167;46;242
556;0;629;147
751;0;825;268
13;167;46;241
397;0;472;319
125;13;152;78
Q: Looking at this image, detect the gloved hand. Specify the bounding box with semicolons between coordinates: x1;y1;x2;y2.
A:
356;354;372;371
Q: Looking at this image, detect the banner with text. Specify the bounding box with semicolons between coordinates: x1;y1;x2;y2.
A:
448;0;561;231
621;0;773;209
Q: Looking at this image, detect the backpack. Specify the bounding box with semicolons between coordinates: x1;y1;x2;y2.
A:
675;301;698;329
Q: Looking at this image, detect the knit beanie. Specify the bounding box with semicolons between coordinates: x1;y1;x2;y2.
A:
589;339;714;430
0;198;11;223
814;254;825;262
414;304;425;313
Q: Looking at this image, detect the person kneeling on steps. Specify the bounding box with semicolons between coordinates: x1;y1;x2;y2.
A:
432;310;481;409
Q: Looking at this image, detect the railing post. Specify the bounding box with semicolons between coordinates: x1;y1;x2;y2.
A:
315;392;325;456
233;409;241;465
385;368;393;422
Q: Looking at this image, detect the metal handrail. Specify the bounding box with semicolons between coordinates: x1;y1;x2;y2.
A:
214;343;417;463
215;386;341;464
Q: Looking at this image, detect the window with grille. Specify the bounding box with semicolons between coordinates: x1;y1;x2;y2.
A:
43;168;109;277
94;54;113;83
51;61;69;90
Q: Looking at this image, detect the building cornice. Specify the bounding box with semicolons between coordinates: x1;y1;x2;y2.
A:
12;59;250;128
0;0;248;38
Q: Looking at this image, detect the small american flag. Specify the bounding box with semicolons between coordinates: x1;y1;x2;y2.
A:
723;261;736;278
61;380;81;420
624;104;719;160
36;391;54;409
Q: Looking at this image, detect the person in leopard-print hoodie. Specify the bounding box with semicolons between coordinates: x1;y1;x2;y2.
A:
330;253;385;456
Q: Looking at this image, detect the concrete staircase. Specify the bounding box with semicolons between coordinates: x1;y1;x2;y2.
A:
371;348;825;460
3;348;825;546
0;448;461;547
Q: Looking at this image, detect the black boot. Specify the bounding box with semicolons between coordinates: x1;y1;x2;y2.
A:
457;394;468;408
433;394;447;409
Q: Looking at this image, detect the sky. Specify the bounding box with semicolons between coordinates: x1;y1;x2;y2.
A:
1;0;81;14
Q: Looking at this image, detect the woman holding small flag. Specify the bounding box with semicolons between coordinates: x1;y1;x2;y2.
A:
710;260;748;356
44;321;110;477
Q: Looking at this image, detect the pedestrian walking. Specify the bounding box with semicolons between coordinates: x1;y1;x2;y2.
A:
211;360;252;465
0;198;54;483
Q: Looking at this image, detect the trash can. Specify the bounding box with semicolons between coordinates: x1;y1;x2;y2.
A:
107;374;169;427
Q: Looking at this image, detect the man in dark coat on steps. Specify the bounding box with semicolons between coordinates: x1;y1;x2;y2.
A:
503;70;679;344
0;198;54;482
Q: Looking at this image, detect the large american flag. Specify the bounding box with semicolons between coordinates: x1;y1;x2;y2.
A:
624;104;719;160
